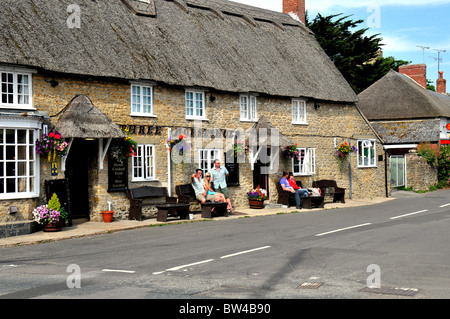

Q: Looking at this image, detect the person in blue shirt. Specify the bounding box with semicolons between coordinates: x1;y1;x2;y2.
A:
280;171;306;209
209;159;234;213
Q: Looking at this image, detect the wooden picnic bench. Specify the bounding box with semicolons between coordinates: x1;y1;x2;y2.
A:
175;184;229;218
127;186;178;221
276;180;306;207
312;180;345;203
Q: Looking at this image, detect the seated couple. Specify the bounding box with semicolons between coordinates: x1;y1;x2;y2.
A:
280;171;309;209
191;169;232;211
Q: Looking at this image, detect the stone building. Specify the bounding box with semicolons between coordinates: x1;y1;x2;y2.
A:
358;64;450;191
0;0;386;230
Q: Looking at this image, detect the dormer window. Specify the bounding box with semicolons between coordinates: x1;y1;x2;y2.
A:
1;67;33;109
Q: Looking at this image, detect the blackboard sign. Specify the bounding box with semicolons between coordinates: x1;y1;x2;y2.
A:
45;178;72;226
224;151;239;186
108;144;129;192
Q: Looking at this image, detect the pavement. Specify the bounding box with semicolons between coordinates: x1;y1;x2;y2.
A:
0;195;397;249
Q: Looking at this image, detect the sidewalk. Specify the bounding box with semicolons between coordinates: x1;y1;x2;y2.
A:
0;196;393;248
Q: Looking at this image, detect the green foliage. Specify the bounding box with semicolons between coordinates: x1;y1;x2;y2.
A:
47;193;68;223
48;193;61;211
437;145;450;187
306;13;409;93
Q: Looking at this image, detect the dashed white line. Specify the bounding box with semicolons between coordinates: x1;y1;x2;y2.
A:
315;223;372;237
220;246;271;259
102;269;136;273
390;209;428;220
439;203;450;208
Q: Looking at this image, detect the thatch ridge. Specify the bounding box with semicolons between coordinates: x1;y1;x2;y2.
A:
0;0;356;103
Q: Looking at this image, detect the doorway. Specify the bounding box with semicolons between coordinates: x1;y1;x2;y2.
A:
252;147;270;198
65;139;96;219
390;155;406;187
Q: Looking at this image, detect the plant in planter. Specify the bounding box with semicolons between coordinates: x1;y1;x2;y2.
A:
233;140;248;158
247;186;268;209
110;128;138;162
165;134;190;164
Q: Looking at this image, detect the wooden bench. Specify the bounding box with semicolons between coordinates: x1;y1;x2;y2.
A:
301;196;325;209
176;184;229;219
312;180;345;203
127;186;177;221
276;180;305;207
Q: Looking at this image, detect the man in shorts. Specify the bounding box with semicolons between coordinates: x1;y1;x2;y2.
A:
209;159;234;213
191;168;215;203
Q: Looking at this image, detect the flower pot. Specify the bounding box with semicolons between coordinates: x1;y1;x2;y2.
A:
249;199;264;209
43;221;63;232
101;211;114;223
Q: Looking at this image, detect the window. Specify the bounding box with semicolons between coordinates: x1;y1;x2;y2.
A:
0;127;39;199
1;69;32;109
292;99;307;124
186;89;205;119
358;140;376;167
131;83;153;116
132;144;156;181
198;149;219;177
240;94;257;121
292;148;315;175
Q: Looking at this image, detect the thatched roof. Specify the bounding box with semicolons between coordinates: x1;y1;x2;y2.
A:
245;116;294;148
54;95;126;139
358;70;450;120
0;0;356;103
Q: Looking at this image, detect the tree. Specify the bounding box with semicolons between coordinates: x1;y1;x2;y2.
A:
306;13;409;94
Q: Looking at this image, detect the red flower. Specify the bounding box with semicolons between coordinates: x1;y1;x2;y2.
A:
179;134;184;140
54;134;61;140
49;132;54;138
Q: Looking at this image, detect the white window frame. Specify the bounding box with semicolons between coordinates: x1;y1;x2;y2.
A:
291;99;307;124
198;148;220;177
185;89;206;120
132;144;156;181
130;82;154;117
358;139;376;168
1;66;33;109
240;94;257;122
0;120;40;199
292;148;316;176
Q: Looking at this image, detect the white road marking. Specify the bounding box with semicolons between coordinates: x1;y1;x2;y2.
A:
390;209;428;220
220;246;271;259
439;203;450;208
101;269;136;273
315;223;372;237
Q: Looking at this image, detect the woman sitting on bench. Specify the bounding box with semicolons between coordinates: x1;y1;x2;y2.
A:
204;173;227;205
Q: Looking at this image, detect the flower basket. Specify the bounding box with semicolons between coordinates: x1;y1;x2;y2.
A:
35;131;69;162
165;134;190;164
282;144;300;161
110;128;137;162
247;187;268;208
335;142;357;168
233;140;248;158
32;204;63;232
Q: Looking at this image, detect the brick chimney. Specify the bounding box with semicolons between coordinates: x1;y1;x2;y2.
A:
399;64;427;89
283;0;306;24
437;71;447;94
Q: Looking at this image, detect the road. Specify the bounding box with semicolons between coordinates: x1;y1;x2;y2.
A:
1;189;449;304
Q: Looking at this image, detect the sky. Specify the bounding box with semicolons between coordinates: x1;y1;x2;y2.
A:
230;0;450;87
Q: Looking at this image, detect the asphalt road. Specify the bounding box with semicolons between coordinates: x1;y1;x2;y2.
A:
1;189;449;303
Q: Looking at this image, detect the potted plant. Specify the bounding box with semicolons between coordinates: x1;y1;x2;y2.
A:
101;202;114;223
247;186;268;209
32;204;66;232
110;128;137;162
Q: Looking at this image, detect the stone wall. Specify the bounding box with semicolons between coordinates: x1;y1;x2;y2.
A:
0;71;387;223
405;151;438;191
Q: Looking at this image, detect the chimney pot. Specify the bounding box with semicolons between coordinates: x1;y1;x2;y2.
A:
283;0;306;24
437;71;447;94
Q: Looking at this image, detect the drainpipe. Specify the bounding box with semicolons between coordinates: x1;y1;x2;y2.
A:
167;128;172;196
348;138;352;200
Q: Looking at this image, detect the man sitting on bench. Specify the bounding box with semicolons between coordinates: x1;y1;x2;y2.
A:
191;169;224;204
280;171;308;209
